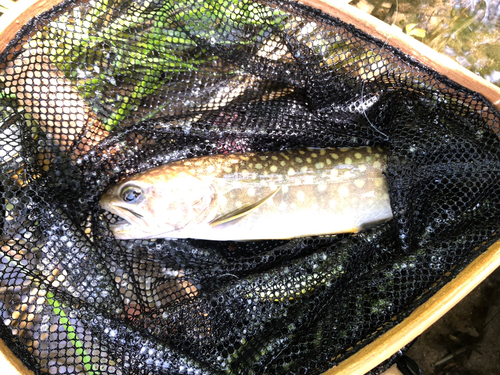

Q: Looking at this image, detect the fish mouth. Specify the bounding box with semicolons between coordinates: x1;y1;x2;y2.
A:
102;204;147;236
116;206;144;220
109;215;132;231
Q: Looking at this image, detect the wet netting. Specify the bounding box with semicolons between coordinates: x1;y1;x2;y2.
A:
1;0;500;374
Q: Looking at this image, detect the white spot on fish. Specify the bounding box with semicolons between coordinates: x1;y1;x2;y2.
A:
247;187;256;197
255;163;263;170
373;161;382;169
330;153;339;160
282;185;289;193
358;164;367;172
311;153;318;158
218;195;227;206
345;157;353;165
317;182;327;192
224;167;233;173
242;170;249;177
280;161;286;167
319;149;326;156
299;150;306;155
300;166;308;173
287;168;295;176
304;175;315;185
296;190;305;202
330;169;339;179
271;156;278;161
270;165;278;172
338;185;349;197
259;156;267;161
326;159;332;165
374;178;385;187
295;157;303;164
354;179;366;188
306;158;312;163
354;152;362;159
281;153;290;160
340;148;349;152
315;162;324;169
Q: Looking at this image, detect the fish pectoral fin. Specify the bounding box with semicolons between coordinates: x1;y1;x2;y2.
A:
209;187;281;227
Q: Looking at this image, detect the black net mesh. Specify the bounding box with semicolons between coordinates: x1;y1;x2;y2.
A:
1;0;500;374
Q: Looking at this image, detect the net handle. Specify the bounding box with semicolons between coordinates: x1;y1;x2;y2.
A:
0;0;64;55
323;239;500;375
0;338;34;375
299;0;500;113
0;2;499;375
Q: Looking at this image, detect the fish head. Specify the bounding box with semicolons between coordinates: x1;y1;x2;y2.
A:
99;166;216;239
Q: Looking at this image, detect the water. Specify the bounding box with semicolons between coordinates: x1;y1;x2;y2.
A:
352;0;500;87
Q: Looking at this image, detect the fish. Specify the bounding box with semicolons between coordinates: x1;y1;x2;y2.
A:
99;147;393;240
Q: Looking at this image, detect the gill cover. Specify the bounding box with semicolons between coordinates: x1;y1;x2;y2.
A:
100;167;216;239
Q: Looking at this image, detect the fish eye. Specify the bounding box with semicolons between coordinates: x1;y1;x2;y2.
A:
120;186;142;203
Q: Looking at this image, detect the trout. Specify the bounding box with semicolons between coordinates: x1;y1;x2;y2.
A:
100;147;392;240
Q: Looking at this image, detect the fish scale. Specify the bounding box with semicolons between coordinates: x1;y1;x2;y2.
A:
100;147;393;240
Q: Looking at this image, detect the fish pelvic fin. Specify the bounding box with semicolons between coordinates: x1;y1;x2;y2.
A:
209;187;281;227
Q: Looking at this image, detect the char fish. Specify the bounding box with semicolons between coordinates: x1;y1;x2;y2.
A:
100;147;392;240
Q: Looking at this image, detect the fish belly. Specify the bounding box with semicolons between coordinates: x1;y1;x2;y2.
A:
170;168;392;240
198;187;390;240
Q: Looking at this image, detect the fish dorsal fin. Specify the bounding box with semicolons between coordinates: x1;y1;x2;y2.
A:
209;187;281;227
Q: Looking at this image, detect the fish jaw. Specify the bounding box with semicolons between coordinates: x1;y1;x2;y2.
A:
99;193;163;239
109;218;133;239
